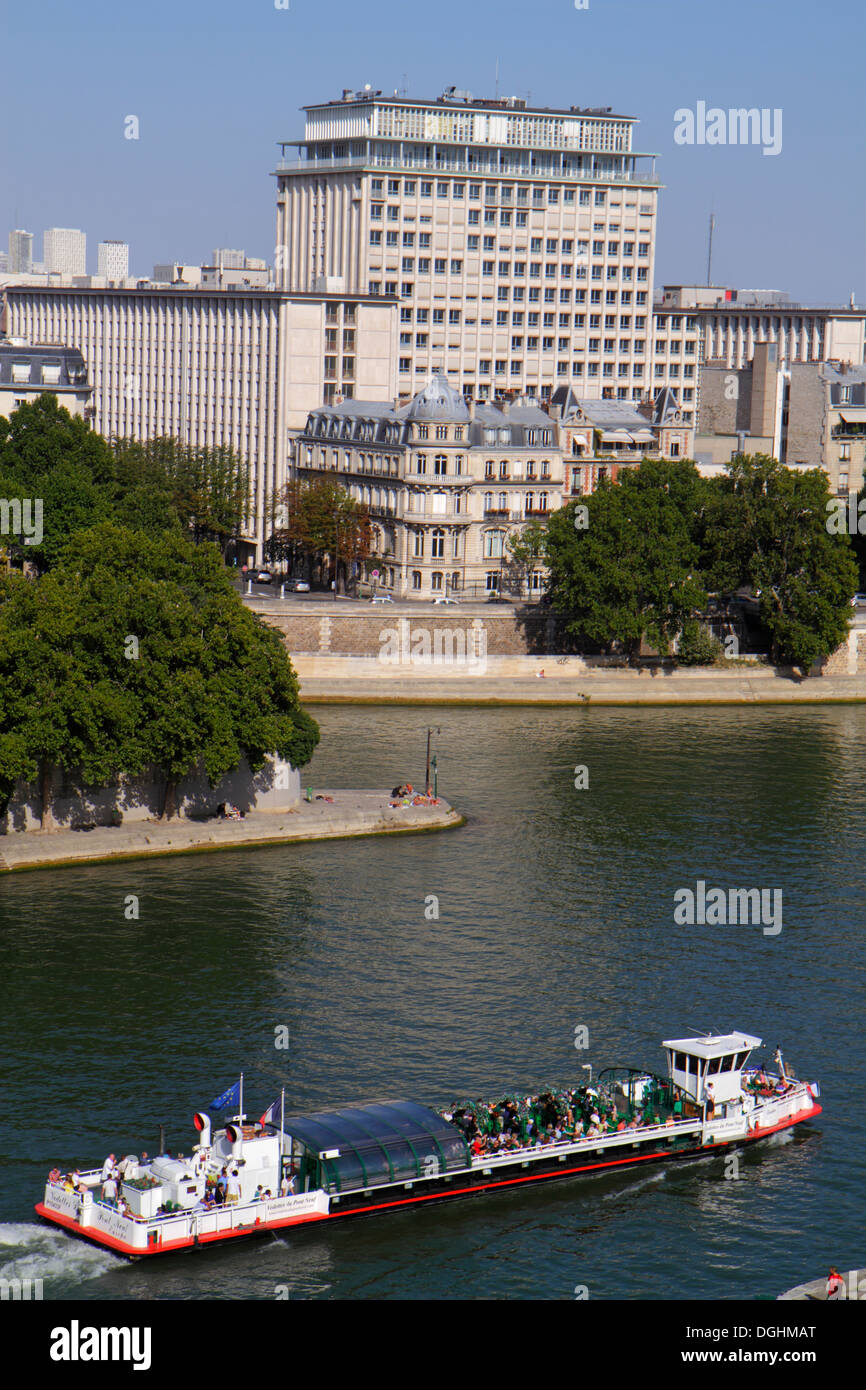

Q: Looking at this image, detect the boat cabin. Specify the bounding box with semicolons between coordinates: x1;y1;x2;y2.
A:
662;1032;762;1107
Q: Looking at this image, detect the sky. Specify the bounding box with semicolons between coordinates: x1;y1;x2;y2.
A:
2;0;864;305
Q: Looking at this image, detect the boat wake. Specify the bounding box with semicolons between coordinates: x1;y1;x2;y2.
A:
600;1170;667;1202
0;1223;120;1288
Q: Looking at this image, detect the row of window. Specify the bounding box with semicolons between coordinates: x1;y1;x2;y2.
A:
370;177;618;208
399;357;648;380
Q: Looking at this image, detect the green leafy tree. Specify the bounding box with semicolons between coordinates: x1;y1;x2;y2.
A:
0;570;138;825
704;455;856;673
0;394;115;571
545;459;708;657
278;476;371;591
111;438;250;555
0;524;319;822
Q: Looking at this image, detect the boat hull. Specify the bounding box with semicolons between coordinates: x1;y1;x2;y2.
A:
34;1100;821;1260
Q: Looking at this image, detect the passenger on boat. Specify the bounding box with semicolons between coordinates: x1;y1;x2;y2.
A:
226;1170;241;1204
102;1175;118;1206
100;1153;116;1182
48;1167;61;1185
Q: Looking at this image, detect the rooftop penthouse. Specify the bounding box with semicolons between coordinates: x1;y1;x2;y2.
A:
276;85;660;184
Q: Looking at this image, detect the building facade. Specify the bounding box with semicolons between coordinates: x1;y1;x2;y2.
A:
2;285;397;556
43;228;87;278
292;372;564;598
274;87;661;406
552;384;693;500
8;231;33;275
0;338;91;419
695;347;866;494
97;240;130;281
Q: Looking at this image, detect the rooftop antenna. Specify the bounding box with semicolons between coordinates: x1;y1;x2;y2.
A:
706;212;715;286
495;57;500;98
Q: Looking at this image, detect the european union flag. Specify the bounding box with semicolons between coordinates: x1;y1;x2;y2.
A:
211;1080;241;1111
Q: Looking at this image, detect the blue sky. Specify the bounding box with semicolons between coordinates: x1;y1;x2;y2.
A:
3;0;864;304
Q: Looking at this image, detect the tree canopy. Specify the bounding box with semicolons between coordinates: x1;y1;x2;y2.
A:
544;454;856;671
0;523;319;820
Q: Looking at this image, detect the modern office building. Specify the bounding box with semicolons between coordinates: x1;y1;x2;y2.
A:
2;284;397;558
274;86;661;405
97;240;130;281
43;228;86;277
213;248;247;269
8;230;33;275
292;371;564;597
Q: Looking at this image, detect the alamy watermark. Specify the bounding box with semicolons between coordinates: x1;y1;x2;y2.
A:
378;618;487;673
674;102;782;157
826;496;866;536
0;497;43;545
674;879;782;936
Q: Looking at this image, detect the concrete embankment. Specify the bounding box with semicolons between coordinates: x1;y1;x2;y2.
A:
291;655;866;706
778;1269;865;1300
0;790;463;873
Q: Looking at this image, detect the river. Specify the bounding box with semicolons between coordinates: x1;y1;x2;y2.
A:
1;703;862;1300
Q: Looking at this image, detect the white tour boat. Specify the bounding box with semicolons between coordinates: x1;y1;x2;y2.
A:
35;1031;821;1259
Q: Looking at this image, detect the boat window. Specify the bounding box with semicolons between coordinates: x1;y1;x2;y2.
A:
708;1057;723;1075
674;1051;687;1072
735;1051;748;1069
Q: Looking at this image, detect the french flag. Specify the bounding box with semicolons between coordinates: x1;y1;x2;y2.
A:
259;1099;281;1127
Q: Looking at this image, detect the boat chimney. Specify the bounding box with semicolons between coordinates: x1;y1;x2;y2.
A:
225;1121;244;1160
193;1112;212;1147
158;1124;166;1156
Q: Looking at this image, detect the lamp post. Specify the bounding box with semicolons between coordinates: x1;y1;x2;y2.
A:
333;503;339;602
425;726;440;794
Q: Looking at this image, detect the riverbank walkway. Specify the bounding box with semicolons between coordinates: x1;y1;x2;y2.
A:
292;656;866;705
0;790;463;873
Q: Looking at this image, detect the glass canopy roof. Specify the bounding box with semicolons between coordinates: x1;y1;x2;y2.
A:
280;1099;470;1193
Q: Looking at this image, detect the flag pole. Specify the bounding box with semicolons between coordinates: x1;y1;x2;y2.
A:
280;1087;285;1155
239;1071;244;1122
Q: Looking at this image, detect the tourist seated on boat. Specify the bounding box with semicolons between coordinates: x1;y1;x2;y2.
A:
48;1167;61;1185
63;1173;75;1192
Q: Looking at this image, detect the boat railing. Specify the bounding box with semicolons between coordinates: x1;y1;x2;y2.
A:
468;1114;702;1169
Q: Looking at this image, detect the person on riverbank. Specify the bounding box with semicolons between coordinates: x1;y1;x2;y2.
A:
826;1267;845;1299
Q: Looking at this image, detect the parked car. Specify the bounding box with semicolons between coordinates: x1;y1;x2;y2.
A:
851;593;866;608
254;569;273;584
371;594;393;604
284;577;311;592
432;596;459;605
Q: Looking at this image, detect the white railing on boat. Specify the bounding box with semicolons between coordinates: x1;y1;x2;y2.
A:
467;1117;703;1172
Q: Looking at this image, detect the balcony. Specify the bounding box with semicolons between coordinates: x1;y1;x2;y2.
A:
275;154;661;187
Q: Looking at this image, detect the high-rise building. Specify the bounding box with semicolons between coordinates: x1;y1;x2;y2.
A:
4;284;397;558
97;240;130;281
8;230;33;274
274;86;661;404
213;248;246;269
43;228;86;277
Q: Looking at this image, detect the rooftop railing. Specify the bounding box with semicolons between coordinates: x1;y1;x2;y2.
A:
275;154;660;186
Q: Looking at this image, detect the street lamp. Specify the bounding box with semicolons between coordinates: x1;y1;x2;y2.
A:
333;502;339;602
425;726;440;794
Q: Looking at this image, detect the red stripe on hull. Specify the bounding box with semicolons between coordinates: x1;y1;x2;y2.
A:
34;1103;821;1257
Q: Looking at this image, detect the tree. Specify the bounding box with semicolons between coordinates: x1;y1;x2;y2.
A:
506;519;548;596
0;524;319;823
0;394;115;571
111;438;249;555
277;477;372;590
545;459;708;657
705;456;856;673
0;571;138;825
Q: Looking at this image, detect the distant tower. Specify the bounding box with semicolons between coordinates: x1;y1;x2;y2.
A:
97;240;130;282
8;229;33;274
44;228;87;277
